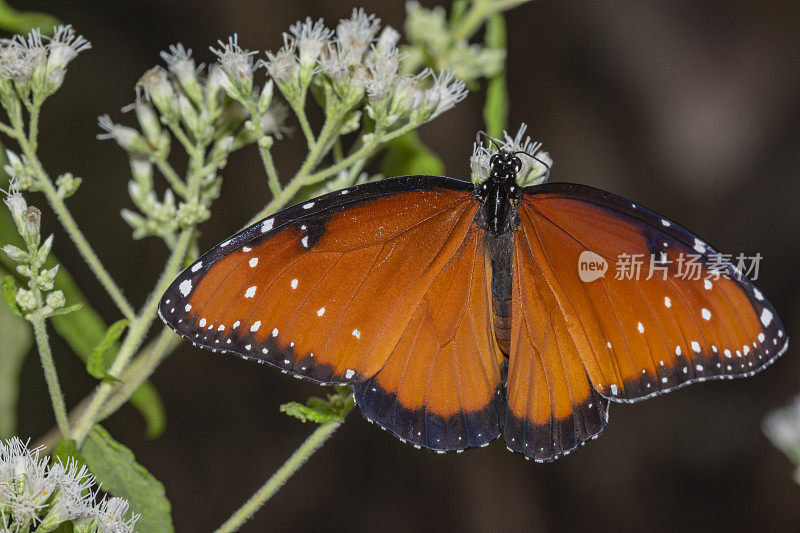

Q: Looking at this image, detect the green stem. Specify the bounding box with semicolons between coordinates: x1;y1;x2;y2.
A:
451;0;529;42
215;420;343;533
97;327;178;421
31;315;70;439
70;228;192;446
10;114;136;321
246;121;420;226
155;158;188;198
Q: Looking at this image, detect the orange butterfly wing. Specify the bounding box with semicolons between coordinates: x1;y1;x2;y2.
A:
354;223;505;451
160;176;504;449
504;182;786;460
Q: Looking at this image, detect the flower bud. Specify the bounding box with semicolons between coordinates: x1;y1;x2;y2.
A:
46;289;65;310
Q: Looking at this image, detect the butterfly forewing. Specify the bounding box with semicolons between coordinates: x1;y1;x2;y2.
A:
517;183;786;404
160;176;488;386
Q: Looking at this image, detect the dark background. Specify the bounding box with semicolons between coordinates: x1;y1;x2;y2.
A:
14;0;800;531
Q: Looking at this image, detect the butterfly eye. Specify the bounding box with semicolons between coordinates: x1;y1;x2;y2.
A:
511;157;522;172
489;153;501;168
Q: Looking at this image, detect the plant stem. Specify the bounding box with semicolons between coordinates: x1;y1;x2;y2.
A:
246;121;420;226
215;420;343;533
31;315;70;439
70;227;192;446
155;159;188;198
10;114;136;321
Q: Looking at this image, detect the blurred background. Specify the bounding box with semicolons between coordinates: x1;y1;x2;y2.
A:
10;0;800;531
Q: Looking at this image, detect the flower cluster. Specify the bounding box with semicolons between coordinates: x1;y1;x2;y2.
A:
0;25;90;107
0;437;138;533
98;39;279;246
763;395;800;484
403;1;507;85
2;180;75;319
470;123;553;186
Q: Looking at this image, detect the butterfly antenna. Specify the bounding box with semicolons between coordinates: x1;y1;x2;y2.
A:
476;130;504;152
514;150;552;180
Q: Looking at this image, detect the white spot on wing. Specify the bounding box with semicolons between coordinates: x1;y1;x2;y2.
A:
291;279;298;289
691;341;701;353
610;384;618;395
249;257;259;268
664;296;672;308
302;202;315;209
317;307;325;316
199;318;207;327
250;321;261;332
701;308;711;320
301;236;309;248
191;262;203;273
661;219;670;227
760;308;773;326
345;369;355;379
179;280;192;297
352;329;361;339
637;322;645;333
261;219;274;233
245;286;257;298
704;279;713;290
753;288;764;301
184;304;192;312
272;328;279;337
232;321;240;328
242;246;251;252
693;238;706;254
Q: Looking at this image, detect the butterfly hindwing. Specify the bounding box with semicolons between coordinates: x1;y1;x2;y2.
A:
354;224;505;451
516;182;786;404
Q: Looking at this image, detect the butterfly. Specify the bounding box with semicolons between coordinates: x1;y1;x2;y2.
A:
158;144;787;462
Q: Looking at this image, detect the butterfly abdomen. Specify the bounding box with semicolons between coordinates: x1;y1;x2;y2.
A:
489;233;514;356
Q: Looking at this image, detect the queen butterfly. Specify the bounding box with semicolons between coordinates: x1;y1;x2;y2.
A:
158;144;787;461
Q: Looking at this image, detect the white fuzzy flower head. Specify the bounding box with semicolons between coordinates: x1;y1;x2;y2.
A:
337;8;381;64
470;123;553;186
95;496;140;533
263;43;298;83
97;115;148;154
210;34;257;99
360;46;401;101
160;43;196;83
2;176;27;220
421;69;467;118
47;24;91;71
764;394;800;463
0;30;46;82
0;438;53;528
137;67;176;118
260;100;289;140
375;26;400;54
287;17;333;69
317;41;349;81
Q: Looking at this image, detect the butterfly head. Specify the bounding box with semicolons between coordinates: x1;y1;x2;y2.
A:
489;150;522;185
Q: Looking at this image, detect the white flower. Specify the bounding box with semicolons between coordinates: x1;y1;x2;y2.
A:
0;30;46;82
2;176;27;219
422;69;467;117
764;395;800;461
160;43;195;77
95;496;140;533
336;8;381;63
359;46;401;101
46;24;91;71
263;43;297;83
96;115;147;153
375;26;400;54
287;17;333;68
210;34;257;99
470;123;553;185
260;100;289;139
317;41;349;81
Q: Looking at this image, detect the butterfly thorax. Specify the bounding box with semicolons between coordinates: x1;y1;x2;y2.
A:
475;150;522;237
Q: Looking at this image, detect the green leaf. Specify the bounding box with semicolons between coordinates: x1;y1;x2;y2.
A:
281;399;344;424
281;388;355;424
86;319;127;382
48;302;83;316
129;381;167;439
0;0;60;34
1;274;22;317
81;425;174;533
51;438;87;470
381;131;445;177
482;13;509;139
0;299;31;437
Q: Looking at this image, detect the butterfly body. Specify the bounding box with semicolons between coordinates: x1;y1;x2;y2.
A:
159;149;786;461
